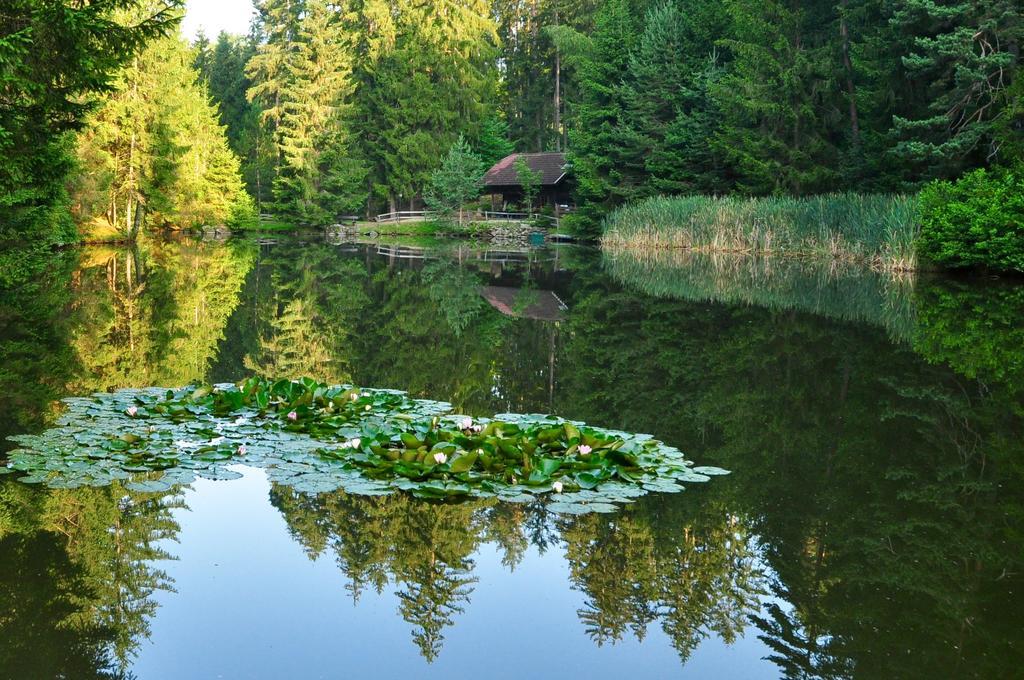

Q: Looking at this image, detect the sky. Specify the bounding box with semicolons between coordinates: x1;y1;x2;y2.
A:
180;0;256;40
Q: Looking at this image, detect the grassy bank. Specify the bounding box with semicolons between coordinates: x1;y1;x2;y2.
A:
602;194;920;271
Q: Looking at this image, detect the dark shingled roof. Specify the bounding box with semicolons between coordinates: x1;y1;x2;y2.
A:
483;152;567;188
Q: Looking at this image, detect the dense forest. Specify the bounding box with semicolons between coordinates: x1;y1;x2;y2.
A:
1;0;1021;246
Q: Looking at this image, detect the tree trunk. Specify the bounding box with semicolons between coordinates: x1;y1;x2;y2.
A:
554;6;562;152
839;0;861;146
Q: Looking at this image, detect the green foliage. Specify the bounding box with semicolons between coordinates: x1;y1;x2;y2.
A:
513;157;543;211
561;0;1022;220
70;34;251;234
889;0;1023;178
624;0;728;195
474;114;516;168
564;0;646;235
272;0;367;223
424;136;486;227
349;0;499;212
0;1;181;254
917;165;1024;272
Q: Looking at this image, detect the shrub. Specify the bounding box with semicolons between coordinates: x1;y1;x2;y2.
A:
917;166;1024;273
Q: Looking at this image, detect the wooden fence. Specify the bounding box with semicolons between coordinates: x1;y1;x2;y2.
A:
375;210;559;227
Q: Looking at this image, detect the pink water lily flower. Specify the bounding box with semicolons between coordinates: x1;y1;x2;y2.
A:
460;418;473;430
433;452;448;464
237;444;247;456
578;444;593;455
287;411;298;421
471;424;483;433
552;481;564;493
126;406;138;417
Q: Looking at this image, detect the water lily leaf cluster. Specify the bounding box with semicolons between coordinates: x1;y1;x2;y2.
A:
3;378;728;513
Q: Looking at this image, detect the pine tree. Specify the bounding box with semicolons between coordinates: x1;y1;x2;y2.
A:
246;0;306;203
712;0;841;195
351;0;499;212
475;114;516;168
889;0;1022;180
0;0;181;251
274;0;366;222
622;0;730;195
424;136;486;226
562;0;647;233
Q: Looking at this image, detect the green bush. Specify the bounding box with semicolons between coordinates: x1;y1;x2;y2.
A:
918;166;1024;273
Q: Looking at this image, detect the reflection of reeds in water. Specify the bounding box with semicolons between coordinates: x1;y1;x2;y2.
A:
603;248;918;342
602;194;920;272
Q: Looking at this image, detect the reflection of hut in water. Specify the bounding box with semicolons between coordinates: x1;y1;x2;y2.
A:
480;286;567;322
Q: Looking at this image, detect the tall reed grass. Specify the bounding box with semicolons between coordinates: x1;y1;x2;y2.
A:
601;194;920;272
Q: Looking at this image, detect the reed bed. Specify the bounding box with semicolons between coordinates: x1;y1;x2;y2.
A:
602;248;918;342
601;194;920;272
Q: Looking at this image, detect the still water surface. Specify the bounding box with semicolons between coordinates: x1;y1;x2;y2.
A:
1;235;1021;678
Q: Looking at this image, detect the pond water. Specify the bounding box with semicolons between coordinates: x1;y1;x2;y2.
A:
1;234;1022;678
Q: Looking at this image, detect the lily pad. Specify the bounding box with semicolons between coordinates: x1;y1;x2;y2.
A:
3;377;729;514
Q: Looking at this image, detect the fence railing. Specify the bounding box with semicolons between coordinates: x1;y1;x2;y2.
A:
375;210;434;223
375;209;561;226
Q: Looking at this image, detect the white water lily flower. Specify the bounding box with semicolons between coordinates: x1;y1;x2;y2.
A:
126;406;138;417
471;424;483;433
364;405;371;411
175;440;200;449
351;392;361;400
349;438;361;449
578;444;593;455
433;452;448;464
552;481;564;493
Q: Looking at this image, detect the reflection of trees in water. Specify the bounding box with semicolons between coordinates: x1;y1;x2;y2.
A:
0;481;182;677
4;238;1024;676
561;498;763;662
63;238;256;392
558;270;1024;679
270;485;761;664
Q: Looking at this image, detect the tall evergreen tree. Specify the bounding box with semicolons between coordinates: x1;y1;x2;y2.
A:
889;0;1022;180
622;0;731;195
561;0;646;232
712;0;841;195
351;0;499;212
274;0;366;222
246;0;306;202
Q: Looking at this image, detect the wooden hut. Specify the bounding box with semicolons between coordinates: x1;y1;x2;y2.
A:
482;153;572;212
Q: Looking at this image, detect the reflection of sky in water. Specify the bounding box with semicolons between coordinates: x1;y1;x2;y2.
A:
134;466;775;679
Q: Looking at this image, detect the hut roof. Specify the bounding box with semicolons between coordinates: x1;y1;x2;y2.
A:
483;153;567;188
